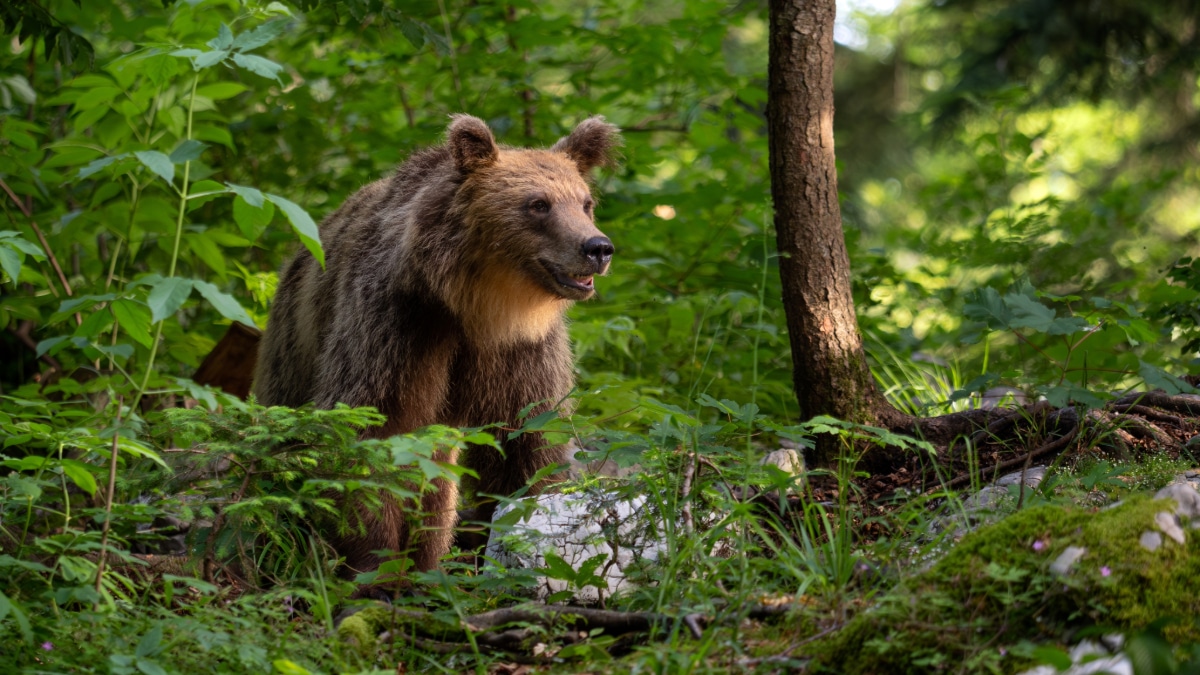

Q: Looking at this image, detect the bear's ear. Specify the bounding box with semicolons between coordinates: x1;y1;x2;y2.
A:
448;115;499;173
551;116;622;178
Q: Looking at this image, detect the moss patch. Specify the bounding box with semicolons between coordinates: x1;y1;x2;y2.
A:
336;606;393;657
806;496;1200;674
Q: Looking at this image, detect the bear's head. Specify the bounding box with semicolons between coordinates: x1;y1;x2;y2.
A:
447;114;621;306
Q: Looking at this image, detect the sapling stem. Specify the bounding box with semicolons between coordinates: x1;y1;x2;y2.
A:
132;73;198;412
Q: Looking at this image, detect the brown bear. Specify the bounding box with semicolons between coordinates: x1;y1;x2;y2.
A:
253;114;620;576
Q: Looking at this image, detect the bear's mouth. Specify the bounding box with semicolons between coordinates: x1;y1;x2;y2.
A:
540;261;597;298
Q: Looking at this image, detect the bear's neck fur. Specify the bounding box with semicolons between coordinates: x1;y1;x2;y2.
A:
445;261;570;347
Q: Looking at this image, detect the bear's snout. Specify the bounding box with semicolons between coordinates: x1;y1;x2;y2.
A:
581;236;614;271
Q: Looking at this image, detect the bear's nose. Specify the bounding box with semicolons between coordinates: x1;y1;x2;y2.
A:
582;236;614;267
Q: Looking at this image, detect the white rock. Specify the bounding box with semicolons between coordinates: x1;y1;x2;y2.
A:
761;448;805;475
1139;531;1163;552
996;466;1047;488
1018;638;1131;675
1154;511;1186;545
1156;483;1200;519
485;489;666;603
1050;546;1087;575
963;486;1011;511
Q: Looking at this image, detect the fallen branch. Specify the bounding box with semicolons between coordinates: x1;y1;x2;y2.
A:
1111;391;1200;416
1108;403;1185;429
342;598;804;659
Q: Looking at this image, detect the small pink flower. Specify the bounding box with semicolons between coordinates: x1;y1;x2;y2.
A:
1032;539;1046;552
41;642;53;651
1100;566;1111;577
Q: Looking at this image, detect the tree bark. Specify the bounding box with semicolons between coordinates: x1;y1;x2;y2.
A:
767;0;909;466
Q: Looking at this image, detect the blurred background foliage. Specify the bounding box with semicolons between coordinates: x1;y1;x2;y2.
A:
1;0;1198;425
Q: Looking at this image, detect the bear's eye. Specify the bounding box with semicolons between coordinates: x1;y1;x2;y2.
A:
583;198;594;214
529;199;551;214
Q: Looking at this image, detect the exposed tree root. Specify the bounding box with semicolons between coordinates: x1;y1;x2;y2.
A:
349;599;798;658
856;390;1200;499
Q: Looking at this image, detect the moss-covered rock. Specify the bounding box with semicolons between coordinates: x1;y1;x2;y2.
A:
806;495;1200;674
336;606;394;657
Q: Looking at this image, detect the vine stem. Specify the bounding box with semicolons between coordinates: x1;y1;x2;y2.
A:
131;74;198;412
94;396;124;606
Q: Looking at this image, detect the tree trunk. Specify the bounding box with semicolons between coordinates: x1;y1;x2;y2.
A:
767;0;908;466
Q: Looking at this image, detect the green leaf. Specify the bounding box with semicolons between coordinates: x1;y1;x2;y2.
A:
0;591;32;644
540;550;578;582
60;459;98;496
232;53;284;81
948;373;1000;402
227;183;265;207
0;246;20;285
193;50;229;70
233;195;274;241
576;553;610;585
266;193;324;267
185;233;227;278
1003;293;1055;333
0;231;44;257
3;75;36;104
272;660;313;675
95;343;134;360
1119;318;1158;347
73;308;112;341
420;23;452;56
508;410;559;440
169;140;206;164
1045;316;1092;336
1041;385;1108;409
116;439;169;469
963;287;1009;328
232;18;290;52
136;625;164;658
50;293;116;323
136;660;169;675
77;154;126;180
1138;361;1197;395
36;336;69;358
396;17;427;48
135;151;175;184
209;24;234;51
147;277;194;323
111;299;154;348
195;82;248;100
193;280;256;328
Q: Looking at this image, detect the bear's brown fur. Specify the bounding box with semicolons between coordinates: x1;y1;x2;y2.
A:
253;114;621;575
